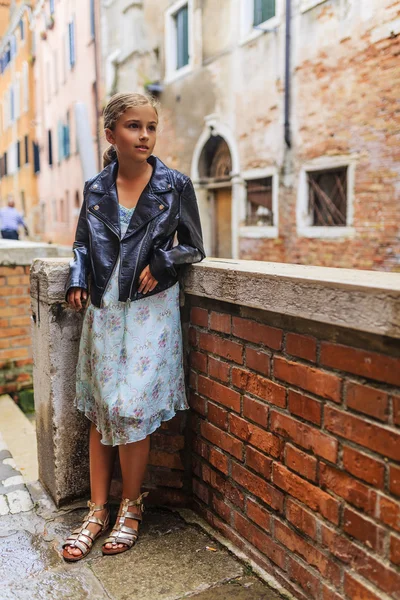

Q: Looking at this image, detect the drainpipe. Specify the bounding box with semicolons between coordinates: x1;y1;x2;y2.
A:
92;0;102;172
284;0;292;148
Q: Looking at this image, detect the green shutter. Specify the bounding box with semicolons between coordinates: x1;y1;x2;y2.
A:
176;5;189;69
254;0;275;26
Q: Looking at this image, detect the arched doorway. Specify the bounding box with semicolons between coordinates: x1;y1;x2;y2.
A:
198;135;233;258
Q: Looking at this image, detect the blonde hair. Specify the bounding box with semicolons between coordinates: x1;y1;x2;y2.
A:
102;92;159;167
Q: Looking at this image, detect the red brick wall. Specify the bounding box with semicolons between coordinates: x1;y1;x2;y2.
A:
186;298;400;600
0;265;32;395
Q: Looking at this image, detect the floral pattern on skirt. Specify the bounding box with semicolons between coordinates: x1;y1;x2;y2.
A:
74;205;188;445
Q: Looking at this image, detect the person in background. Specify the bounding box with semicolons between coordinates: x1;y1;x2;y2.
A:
0;197;29;240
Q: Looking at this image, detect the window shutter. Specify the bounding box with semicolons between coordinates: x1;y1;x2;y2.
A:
17;140;21;169
69;20;76;68
48;130;53;166
90;0;95;38
24;135;29;163
58;121;63;161
176;6;189;69
20;19;24;41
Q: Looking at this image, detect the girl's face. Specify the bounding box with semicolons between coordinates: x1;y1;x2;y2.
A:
105;105;158;163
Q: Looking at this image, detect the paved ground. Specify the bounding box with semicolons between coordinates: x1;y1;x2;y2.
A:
0;396;286;600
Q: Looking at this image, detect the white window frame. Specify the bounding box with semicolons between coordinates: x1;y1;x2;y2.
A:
297;155;357;239
240;0;282;46
300;0;327;14
165;0;194;84
239;167;279;239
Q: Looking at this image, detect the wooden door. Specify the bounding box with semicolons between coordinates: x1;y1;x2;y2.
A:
214;187;232;258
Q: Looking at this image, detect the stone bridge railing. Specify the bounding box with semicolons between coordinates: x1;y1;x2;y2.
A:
31;258;400;600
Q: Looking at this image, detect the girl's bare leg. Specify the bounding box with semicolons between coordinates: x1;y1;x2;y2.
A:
104;435;150;550
66;423;117;556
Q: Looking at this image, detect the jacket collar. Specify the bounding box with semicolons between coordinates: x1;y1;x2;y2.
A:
86;156;172;239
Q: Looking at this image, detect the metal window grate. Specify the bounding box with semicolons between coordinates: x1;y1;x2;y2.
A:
307;167;347;226
246;177;273;226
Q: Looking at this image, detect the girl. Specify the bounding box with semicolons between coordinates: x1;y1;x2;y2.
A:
62;92;205;561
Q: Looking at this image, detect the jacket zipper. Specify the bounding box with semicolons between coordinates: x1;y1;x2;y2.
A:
128;222;151;302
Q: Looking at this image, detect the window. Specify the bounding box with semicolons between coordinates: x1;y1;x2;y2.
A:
50;0;55;15
307;168;347;227
17;140;21;169
64;112;71;158
58;114;71;161
246;177;273;226
254;0;276;26
33;142;40;174
68;19;76;68
24;135;29;163
4;151;8;176
90;0;95;39
48;130;53;166
240;169;279;238
165;0;193;81
240;0;280;44
19;19;25;41
10;36;17;60
297;156;356;238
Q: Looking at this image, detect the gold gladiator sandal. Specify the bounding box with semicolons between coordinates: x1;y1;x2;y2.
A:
102;492;149;556
62;500;110;562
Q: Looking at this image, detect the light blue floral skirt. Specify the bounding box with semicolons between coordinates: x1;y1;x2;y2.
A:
75;205;188;445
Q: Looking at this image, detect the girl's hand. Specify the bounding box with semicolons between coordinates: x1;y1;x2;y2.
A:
138;265;158;295
67;287;88;310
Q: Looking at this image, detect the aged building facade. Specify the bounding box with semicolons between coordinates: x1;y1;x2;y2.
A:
0;1;40;238
33;0;101;245
100;0;400;270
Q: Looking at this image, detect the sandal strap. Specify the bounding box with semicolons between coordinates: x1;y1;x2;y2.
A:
119;512;142;522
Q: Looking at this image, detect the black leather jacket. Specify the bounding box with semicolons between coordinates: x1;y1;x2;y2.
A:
65;155;205;307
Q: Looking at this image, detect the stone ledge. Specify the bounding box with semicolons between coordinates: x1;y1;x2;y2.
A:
31;257;400;339
0;241;71;267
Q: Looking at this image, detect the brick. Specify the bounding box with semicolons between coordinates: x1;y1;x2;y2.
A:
192;438;209;460
274;520;340;585
208;402;228;430
203;464;245;509
288;389;322;425
10;337;31;348
243;395;269;427
286;333;317;362
7;275;30;286
0;286;28;297
322;526;400;597
232;462;284;512
321;585;343;600
245;347;271;376
232;368;286;407
342;446;385;488
321;342;400;386
232;317;283;350
229;414;281;458
9;316;31;327
394;395;400;426
0;348;29;360
285;444;317;482
346;381;389;422
0;327;30;339
0;307;28;318
246;446;273;479
390;534;400;566
189;369;197;390
343;506;385;552
200;421;243;460
210;311;231;334
272;463;340;524
8;297;31;307
287;556;320;599
246;497;272;531
190;307;208;327
211;493;231;522
286;498;317;540
189;392;206;416
198;375;241;412
0;339;10;349
325;405;400;461
344;573;382;600
148;450;184;470
270;411;338;462
209;447;229;474
390;464;400;497
199;332;243;364
0;266;24;276
379;494;400;532
190;350;207;373
193;479;209;504
274;357;341;402
233;511;286;568
188;327;197;347
208;357;230;382
320;463;377;515
152;433;185;452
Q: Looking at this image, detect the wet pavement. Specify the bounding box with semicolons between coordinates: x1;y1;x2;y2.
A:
0;431;34;516
0;480;284;600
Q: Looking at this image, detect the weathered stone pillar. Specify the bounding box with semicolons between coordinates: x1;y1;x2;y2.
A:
30;258;90;506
